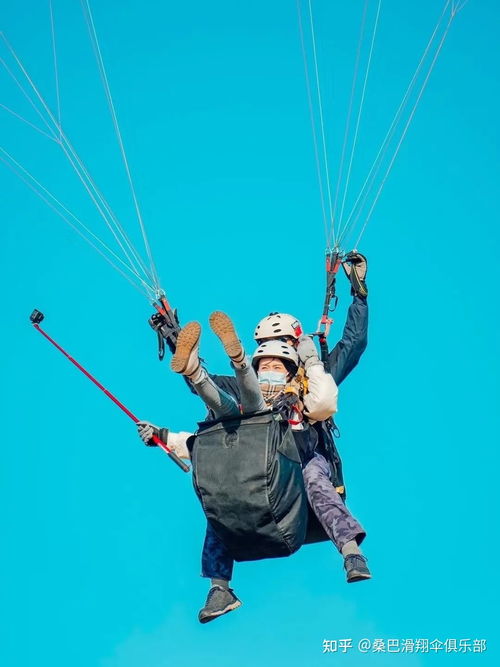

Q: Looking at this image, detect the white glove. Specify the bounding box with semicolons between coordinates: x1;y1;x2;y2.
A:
297;335;321;370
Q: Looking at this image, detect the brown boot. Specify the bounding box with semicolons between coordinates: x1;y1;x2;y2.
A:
209;311;245;364
171;322;202;376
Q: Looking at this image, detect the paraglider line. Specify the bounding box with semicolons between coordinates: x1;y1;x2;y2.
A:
0;52;59;141
0;103;57;141
337;0;452;246
336;0;382;245
81;0;162;292
1;34;156;288
48;0;62;137
354;13;456;248
455;1;470;13
0;148;155;299
296;0;329;242
307;0;335;230
331;0;369;244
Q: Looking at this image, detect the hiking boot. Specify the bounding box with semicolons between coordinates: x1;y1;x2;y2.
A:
209;311;245;364
198;585;242;624
344;554;371;583
170;322;201;376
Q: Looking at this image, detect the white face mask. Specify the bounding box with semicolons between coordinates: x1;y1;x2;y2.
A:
258;370;287;386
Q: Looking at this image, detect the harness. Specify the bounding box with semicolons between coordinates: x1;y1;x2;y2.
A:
316;249;343;373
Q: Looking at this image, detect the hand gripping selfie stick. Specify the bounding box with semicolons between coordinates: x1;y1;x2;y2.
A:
29;310;190;473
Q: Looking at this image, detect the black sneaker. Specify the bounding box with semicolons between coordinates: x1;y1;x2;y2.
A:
198;585;242;624
344;554;372;583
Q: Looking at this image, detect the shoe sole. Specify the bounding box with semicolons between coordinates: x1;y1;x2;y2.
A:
209;311;244;362
198;599;242;624
170;322;201;374
347;572;372;583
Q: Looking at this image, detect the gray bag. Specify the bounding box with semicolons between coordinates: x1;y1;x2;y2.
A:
191;411;309;561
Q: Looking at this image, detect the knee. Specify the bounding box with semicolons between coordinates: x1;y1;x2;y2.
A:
303;456;330;485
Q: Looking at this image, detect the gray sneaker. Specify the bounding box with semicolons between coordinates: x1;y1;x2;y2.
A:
344;554;372;583
198;585;242;624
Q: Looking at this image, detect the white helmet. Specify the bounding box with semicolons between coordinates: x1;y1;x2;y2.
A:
253;312;303;341
252;340;299;370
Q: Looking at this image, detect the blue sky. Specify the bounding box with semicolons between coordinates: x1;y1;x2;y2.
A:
1;1;499;666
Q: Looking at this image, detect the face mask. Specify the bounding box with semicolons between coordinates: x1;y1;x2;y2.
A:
258;371;287;386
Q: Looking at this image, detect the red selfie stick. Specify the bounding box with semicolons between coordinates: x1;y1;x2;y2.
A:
29;309;190;473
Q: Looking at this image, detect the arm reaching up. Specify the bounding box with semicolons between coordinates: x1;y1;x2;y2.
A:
297;336;338;422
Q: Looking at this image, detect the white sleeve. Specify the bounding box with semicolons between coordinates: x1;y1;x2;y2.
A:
303;363;338;422
168;431;194;461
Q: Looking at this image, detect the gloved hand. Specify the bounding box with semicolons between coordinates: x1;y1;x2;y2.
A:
342;251;368;297
137;420;164;447
148;308;181;359
297;335;321;370
137;421;192;460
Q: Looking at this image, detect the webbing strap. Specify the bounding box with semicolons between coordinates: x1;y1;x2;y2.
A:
149;294;181;360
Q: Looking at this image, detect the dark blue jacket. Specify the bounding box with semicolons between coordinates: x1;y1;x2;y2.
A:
328;295;368;385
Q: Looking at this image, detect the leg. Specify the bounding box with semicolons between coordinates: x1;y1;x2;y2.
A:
192;369;242;418
171;322;241;418
199;522;241;623
303;453;371;582
303;453;365;550
201;521;234;581
209;311;266;413
233;361;266;413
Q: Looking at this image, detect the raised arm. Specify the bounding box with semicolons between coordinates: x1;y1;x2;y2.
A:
328;295;368;385
329;253;369;385
298;336;338;422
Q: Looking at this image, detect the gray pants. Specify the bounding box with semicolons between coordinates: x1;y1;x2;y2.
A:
193;360;265;418
303;452;366;551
